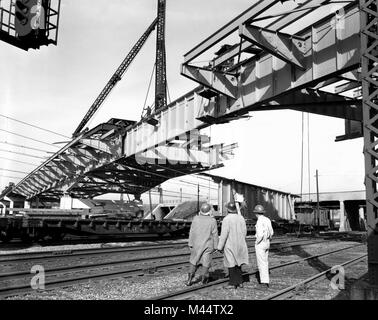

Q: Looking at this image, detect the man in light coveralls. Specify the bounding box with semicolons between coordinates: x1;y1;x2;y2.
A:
254;204;274;288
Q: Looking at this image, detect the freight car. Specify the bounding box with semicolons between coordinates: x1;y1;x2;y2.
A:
0;200;191;243
294;204;334;231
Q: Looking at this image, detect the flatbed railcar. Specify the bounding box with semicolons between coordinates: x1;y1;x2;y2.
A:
0;209;259;243
0;211;192;243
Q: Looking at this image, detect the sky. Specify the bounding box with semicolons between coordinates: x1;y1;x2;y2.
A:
0;0;365;203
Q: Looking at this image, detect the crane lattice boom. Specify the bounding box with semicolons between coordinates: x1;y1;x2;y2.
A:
72;18;158;136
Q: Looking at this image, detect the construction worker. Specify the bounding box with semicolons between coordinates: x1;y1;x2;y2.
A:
186;202;219;286
217;201;249;289
253;204;274;288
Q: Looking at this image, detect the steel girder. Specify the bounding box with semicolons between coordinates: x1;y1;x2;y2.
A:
181;1;362;123
360;0;378;285
10;113;235;200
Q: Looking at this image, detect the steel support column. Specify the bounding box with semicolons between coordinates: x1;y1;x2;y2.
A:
360;0;378;285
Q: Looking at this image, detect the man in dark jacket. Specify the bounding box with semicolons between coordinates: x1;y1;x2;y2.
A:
186;202;219;286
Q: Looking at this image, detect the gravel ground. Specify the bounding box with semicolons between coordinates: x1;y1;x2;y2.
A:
4;239;367;300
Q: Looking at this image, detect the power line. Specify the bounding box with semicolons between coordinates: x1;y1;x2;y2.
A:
0;175;23;180
0;129;60;148
0;141;52;153
169;179;218;191
0;113;69;138
0;157;38;166
0;149;46;160
0;168;29;174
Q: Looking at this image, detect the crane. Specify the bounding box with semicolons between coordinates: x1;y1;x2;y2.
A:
72;0;168;137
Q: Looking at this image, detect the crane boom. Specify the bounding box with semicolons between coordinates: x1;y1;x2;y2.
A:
154;0;167;112
72;18;158;137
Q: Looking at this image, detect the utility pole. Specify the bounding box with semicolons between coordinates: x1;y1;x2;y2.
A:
197;183;200;213
316;170;320;227
180;188;182;203
148;190;153;216
158;185;163;204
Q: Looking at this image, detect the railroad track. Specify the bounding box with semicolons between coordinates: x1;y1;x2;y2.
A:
261;254;367;300
151;244;366;300
0;235;294;263
0;238;330;299
0;234;189;250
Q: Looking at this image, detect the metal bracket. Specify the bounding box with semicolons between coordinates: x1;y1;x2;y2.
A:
239;24;306;70
181;64;238;99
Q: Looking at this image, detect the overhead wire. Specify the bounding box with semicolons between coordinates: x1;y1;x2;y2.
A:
0;141;52;153
0;156;39;166
0;168;29;174
0;175;23;180
0;113;69;138
0;149;46;160
0;129;60;148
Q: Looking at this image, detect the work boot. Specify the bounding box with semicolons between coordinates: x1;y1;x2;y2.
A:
224;285;237;289
185;273;195;286
201;275;209;285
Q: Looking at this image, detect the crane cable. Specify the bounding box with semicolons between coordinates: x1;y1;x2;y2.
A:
141;63;156;119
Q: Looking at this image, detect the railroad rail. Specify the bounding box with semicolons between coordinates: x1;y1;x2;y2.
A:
0;235;295;263
0;238;331;299
262;254;367;300
151;244;365;300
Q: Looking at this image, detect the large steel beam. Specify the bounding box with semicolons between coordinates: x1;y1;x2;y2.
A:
360;0;378;285
183;0;281;63
183;3;361;121
257;89;362;121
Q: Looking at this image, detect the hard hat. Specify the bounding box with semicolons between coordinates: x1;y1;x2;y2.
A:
226;202;237;213
200;203;212;215
253;204;266;214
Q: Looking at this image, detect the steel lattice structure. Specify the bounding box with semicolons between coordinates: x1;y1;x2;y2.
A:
360;0;378;285
154;0;168;112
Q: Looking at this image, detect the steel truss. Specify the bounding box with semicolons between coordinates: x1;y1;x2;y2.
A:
360;0;378;285
8;113;235;200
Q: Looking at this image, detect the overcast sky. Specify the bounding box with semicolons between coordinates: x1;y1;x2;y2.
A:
0;0;365;201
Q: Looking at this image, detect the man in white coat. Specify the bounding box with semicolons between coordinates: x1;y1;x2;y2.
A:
254;204;274;288
217;202;249;289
